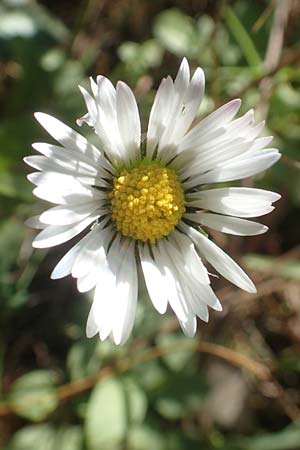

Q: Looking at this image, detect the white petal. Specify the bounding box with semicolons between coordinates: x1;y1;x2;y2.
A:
86;305;99;338
157;59;191;159
50;232;94;279
77;261;103;293
32;214;98;248
39;203;104;225
112;241;138;345
179;314;197;337
139;243;168;314
91;255;121;341
170;229;210;284
116;81;141;162
183;284;209;322
155;240;190;322
30;172;104;205
76;228;113;292
25;215;47;229
191;282;223;312
25;153;110;188
90;235;136;344
180;140;252;185
189;149;281;185
91;76;127;164
72;225;112;278
146;77;174;158
172;67;205;141
184;212;268;236
179;98;241;151
180;223;256;293
186;187;281;218
34;113;106;167
162;241;209;321
164;234;222;313
31;142;113;176
92;266;116;341
78;85;98;125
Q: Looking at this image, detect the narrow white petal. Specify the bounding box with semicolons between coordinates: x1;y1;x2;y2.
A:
184;212;268;236
34;113;105;166
184;285;209;322
30;172;104;205
180;223;256;293
25;154;110;188
157;240;190;321
186;187;281;218
192;283;223;312
93;238;124;341
163;244;209;321
78;85;98;125
146;77;174;158
39;203;103;226
170;229;210;284
93;267;116;341
111;240;138;345
77;259;104;293
73;225;113;292
51;244;84;280
86;305;99;338
31;142;113;175
32;214;98;248
250;136;273;151
160;68;205;165
157;59;190;159
72;225;111;279
25;215;47;229
116;81;141;162
180;98;241;151
179;315;197;337
152;244;189;322
189;150;281;185
163;235;221;314
139;243;168;314
181;140;251;184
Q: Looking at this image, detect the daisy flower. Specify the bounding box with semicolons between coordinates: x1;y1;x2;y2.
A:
25;58;281;345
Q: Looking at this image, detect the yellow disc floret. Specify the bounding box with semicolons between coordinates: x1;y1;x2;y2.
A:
110;160;185;243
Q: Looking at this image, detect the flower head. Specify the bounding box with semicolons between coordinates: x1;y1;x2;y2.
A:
25;59;281;345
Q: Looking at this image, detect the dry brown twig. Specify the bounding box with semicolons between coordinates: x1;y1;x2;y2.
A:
0;341;271;418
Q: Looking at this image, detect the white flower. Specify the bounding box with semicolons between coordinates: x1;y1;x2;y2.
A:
25;58;281;345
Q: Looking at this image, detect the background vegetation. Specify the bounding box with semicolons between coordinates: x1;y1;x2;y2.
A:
1;0;300;448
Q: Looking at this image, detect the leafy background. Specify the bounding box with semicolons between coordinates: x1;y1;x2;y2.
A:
1;0;300;449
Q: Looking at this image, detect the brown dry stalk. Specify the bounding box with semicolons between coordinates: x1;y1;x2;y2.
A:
0;341;274;418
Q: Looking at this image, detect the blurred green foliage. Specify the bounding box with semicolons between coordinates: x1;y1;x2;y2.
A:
1;0;300;449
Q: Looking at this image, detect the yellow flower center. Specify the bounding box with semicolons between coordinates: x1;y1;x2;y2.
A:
110;161;185;243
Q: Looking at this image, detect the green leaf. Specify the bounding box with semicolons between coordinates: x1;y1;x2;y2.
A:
237;423;300;450
7;424;56;450
8;370;58;421
128;425;165;450
0;219;25;270
155;372;208;420
85;376;147;450
54;427;83;450
0;172;31;200
156;334;196;372
85;376;127;450
7;425;83;450
67;340;97;381
123;377;147;425
223;5;262;67
153;8;198;57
